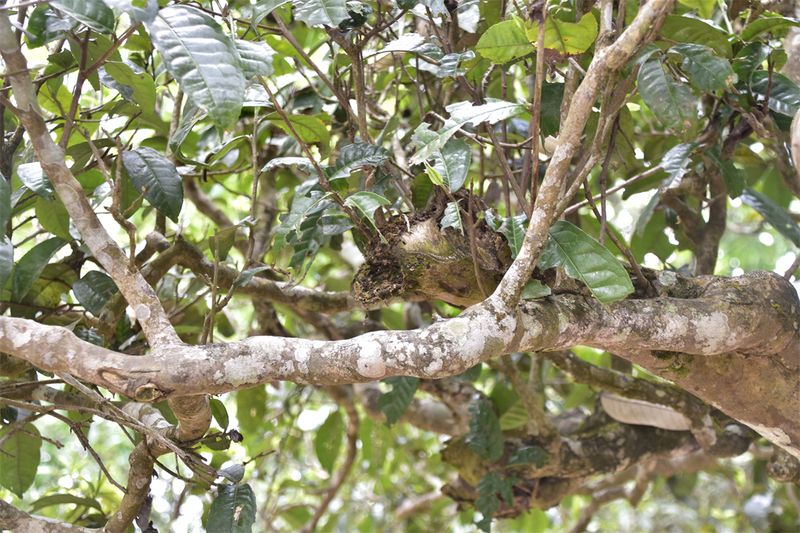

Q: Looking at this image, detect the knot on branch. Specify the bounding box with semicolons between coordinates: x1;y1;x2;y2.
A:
352;191;511;307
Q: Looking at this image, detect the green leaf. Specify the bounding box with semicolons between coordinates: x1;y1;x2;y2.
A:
659;15;731;58
0;423;42;497
0;238;12;293
102;61;157;119
660;142;696;189
498;215;527;259
466;398;504;461
210;398;230;430
0;177;11;231
12;237;67;302
440;201;464;234
377;377;419;426
30;493;104;514
147;5;244;128
121;147;184;222
410;99;525;164
262;157;315;174
732;43;769;81
344;191;390;230
72;271;118;315
265;113;330;146
294;0;349;27
498;401;528;430
507;445;548;467
741;13;800;41
210;226;238;262
314;411;344;473
235;385;267;435
671;43;735;93
432;139;471;192
677;0;715;18
638;58;698;131
524;13;599;55
741;188;800;247
51;0;115;33
35;197;71;241
249;0;291;23
475;19;533;63
707;150;744;198
235;39;275;79
475;472;514;532
540;221;634;304
17;163;53;198
103;0;158;24
328;142;389;181
207;484;257;533
520;279;551;300
750;71;800;116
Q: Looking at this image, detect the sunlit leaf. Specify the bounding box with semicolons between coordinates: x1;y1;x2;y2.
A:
540;221;634;304
475;19;533;63
524;13;599;55
294;0;349;27
51;0;115;33
147;5;244;127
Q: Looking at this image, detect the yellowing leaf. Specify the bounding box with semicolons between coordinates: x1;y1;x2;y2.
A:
525;14;598;55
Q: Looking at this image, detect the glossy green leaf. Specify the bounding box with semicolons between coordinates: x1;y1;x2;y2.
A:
12;237;67;302
235;39;275;79
51;0;115;33
121;147;184;222
35;197;71;241
671;43;735;93
73;271;118;315
328;142;389;181
440;201;464;234
707;150;744;198
749;71;800;116
741;188;800;247
147;5;244;127
741;13;800;41
498;215;527;258
17;163;53;198
540;221;634;304
294;0;349;27
377;377;419;426
659;15;731;57
207;484;257;533
660;143;696;189
344;191;390;230
0;177;10;231
410;99;525;164
466;398;504;461
250;0;291;23
475;19;533;63
0;238;12;293
262;157;315;174
314;410;344;473
102;0;158;23
432;139;471;192
0;423;42;497
524;13;599;55
638;58;698;131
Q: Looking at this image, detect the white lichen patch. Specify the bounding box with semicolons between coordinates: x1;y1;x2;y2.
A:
134;304;151;322
8;323;32;349
356;341;386;379
294;344;310;374
656;314;689;347
693;312;730;352
224;355;264;387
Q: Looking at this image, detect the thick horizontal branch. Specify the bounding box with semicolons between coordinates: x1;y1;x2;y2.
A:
1;272;798;456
